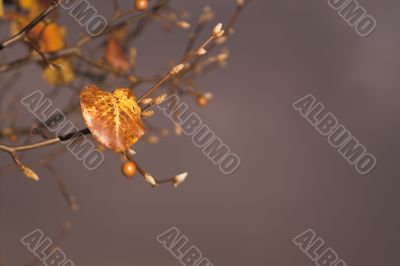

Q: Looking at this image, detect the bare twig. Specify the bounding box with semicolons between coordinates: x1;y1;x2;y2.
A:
138;23;224;102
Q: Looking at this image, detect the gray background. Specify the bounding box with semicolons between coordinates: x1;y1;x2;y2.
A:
1;0;399;265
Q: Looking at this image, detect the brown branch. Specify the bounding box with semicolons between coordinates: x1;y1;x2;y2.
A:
0;47;79;73
76;0;169;47
190;0;249;67
23;37;60;69
45;164;78;211
138;24;223;103
76;53;139;83
0;128;90;180
126;157;187;188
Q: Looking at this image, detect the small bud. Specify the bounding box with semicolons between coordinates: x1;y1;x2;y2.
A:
142;110;155;117
173;172;188;187
174;123;182;136
196;94;208;107
147;135;160;144
167;13;177;20
216;36;227;45
70;204;79;212
177;21;191;29
213;23;225;37
217;50;229;62
197;48;207;55
129;47;138;68
218;61;228;68
141;98;154;105
171;64;185;75
145;173;157;187
199;6;215;23
204;92;213;100
69;197;79;212
63;221;73;231
161;129;169;137
21;165;39;181
155;93;168;105
218;54;229;62
128;75;139;83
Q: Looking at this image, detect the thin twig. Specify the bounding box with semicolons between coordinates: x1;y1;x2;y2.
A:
138;27;221;102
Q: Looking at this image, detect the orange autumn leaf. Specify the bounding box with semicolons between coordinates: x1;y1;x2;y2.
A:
9;11;70;85
10;1;71;86
80;85;145;152
30;23;66;52
19;0;52;16
10;16;66;52
105;36;130;72
19;0;42;16
0;1;4;18
12;0;65;52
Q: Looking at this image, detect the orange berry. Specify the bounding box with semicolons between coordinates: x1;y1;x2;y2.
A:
9;134;17;143
122;161;137;179
135;0;148;11
196;94;208;107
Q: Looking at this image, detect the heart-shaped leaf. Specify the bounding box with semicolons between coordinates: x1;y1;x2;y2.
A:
80;85;145;152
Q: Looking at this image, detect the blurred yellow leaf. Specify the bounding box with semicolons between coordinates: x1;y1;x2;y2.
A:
0;0;4;18
43;58;74;86
105;27;130;72
31;23;66;52
80;85;145;152
9;1;70;86
19;0;46;16
105;36;130;72
11;1;66;52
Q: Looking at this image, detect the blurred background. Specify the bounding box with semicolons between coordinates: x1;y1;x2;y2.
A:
1;0;399;265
